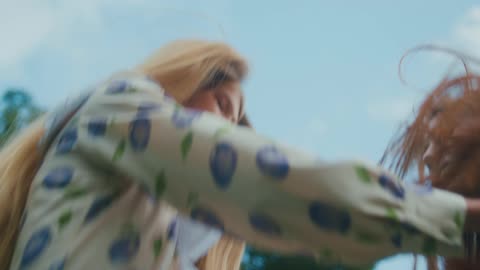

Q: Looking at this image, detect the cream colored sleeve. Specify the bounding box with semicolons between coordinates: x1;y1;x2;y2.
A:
62;72;466;267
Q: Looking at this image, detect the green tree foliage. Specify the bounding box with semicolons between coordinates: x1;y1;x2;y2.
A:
0;88;44;146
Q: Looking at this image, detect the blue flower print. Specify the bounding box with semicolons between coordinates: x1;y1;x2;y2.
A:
87;117;107;137
256;146;289;180
43;167;74;189
391;233;402;248
249;212;282;236
401;222;420;235
171;108;201;129
56;129;77;154
106;80;128;94
49;257;66;270
20;227;52;268
309;201;351;234
129;116;151;151
84;195;115;223
379;175;405;199
137;102;161;116
167;218;177;240
41;90;92;150
210;143;237;190
191;207;224;231
109;232;140;265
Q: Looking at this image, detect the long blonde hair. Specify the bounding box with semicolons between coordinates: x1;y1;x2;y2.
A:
0;39;248;270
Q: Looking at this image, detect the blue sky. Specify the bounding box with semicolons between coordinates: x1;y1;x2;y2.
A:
2;1;480;269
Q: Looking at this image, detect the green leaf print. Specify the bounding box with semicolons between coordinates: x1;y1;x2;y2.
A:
454;211;464;230
108;117;116;128
214;125;232;139
64;187;88;199
181;131;193;161
58;210;73;230
321;248;333;259
355;166;371;183
126;86;137;93
112;139;126;162
155;170;167;198
386;207;398;220
354;230;381;244
153;239;163;258
120;223;137;237
186;192;199;208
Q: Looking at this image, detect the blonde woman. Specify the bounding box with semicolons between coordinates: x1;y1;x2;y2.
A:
1;39;480;270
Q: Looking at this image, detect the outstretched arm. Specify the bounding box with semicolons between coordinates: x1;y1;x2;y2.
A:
62;72;468;267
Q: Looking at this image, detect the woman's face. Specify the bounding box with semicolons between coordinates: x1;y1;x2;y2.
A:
422;117;452;187
422;115;480;196
183;80;244;124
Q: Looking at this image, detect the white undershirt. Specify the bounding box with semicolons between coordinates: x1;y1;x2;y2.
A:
176;216;222;270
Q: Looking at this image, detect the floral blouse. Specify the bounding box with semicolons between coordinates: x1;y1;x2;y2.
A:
9;71;468;270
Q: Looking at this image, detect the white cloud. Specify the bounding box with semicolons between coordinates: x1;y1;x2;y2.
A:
402;6;480;79
0;0;232;72
421;6;480;72
0;0;235;109
452;6;480;56
367;6;480;124
0;1;55;66
0;0;108;71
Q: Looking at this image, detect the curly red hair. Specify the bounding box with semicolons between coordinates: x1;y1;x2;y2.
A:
382;74;480;269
